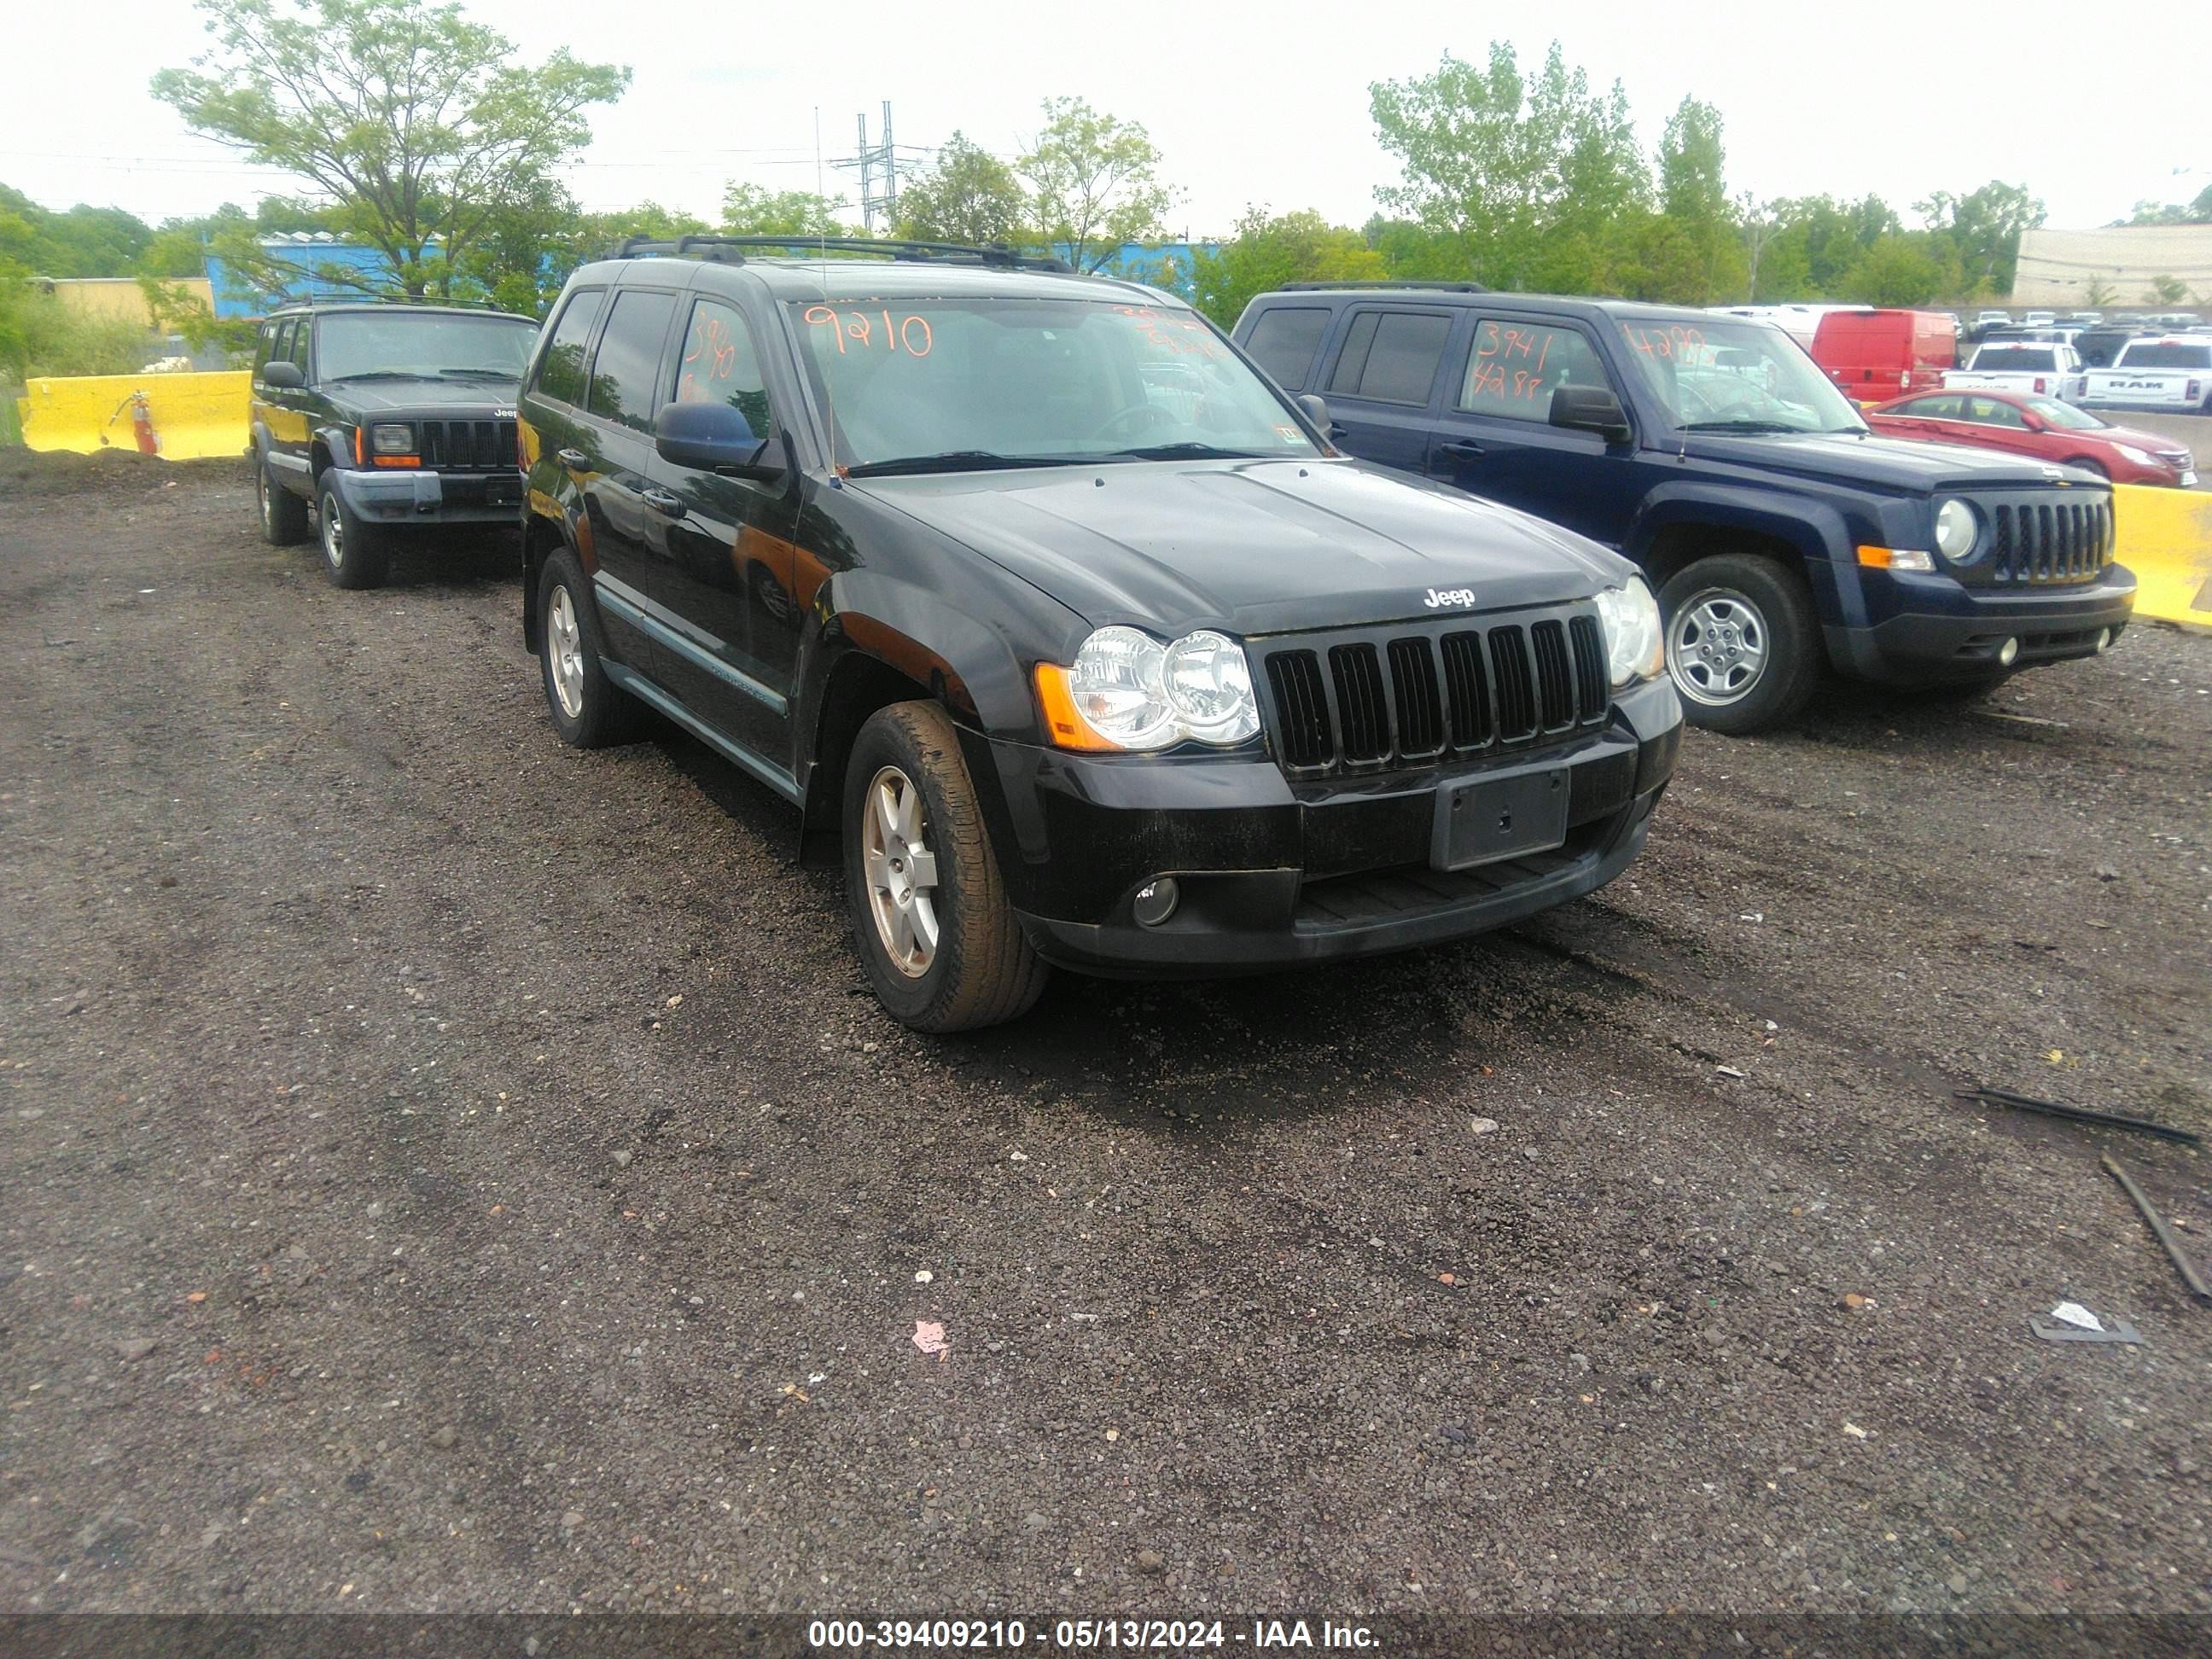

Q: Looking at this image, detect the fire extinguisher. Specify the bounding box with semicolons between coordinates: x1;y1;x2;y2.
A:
106;389;160;456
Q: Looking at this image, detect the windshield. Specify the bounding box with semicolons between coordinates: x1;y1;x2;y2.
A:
2024;397;2106;430
316;313;538;381
1615;318;1866;434
2116;341;2212;370
1974;346;2058;370
786;297;1319;470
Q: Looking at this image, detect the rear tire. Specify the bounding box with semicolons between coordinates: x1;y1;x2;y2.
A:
258;457;309;546
317;478;391;590
536;548;646;748
841;701;1047;1033
1659;553;1824;735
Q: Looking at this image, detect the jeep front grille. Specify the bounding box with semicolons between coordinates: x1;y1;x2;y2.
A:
1255;609;1609;777
415;418;518;473
1975;493;2111;585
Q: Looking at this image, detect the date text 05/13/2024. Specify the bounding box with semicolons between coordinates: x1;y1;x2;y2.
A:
804;1617;1378;1650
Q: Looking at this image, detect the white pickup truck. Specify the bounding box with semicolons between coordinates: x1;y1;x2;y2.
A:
1942;341;2087;402
2081;336;2212;413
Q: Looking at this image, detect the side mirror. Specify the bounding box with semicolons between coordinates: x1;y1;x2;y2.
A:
655;401;777;478
259;360;305;390
1295;393;1331;434
1549;385;1631;445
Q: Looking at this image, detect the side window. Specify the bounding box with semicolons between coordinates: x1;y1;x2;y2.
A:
672;298;777;439
535;288;604;407
1330;310;1450;405
265;319;294;372
1965;397;2024;428
1243;306;1330;392
586;289;678;433
1457;321;1609;421
254;321;280;371
288;320;312;373
1906;394;1962;419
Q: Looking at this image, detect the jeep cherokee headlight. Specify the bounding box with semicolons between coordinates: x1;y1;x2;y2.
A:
1035;626;1259;751
370;423;415;456
1594;578;1663;688
1935;497;1979;562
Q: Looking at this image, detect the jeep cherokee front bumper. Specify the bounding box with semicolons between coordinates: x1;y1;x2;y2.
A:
959;676;1681;977
327;464;523;528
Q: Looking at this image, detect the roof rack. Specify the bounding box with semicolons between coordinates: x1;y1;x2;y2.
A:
271;294;523;315
602;235;1073;273
1280;279;1488;293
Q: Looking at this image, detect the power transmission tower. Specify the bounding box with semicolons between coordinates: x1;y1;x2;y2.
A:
835;102;929;234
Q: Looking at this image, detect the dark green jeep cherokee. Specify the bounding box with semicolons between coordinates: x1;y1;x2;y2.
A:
247;301;540;587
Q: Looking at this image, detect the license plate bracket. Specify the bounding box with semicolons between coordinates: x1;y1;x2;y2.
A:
1431;765;1571;872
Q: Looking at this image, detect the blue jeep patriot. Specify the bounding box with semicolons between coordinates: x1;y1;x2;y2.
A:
1234;286;2136;732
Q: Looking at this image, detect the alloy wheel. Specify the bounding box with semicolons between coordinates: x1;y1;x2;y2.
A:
319;491;344;571
546;584;586;719
860;765;941;978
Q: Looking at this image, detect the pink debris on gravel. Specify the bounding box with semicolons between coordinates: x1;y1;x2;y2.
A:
912;1319;950;1356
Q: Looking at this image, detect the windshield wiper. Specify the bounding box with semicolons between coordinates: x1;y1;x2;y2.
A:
1103;442;1269;461
1679;419;1807;434
842;451;1083;478
434;367;519;381
326;370;434;382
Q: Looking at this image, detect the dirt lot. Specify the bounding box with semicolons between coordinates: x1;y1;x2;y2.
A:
2;452;2209;1620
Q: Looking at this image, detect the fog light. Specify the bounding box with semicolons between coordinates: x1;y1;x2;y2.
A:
2096;627;2113;653
1132;878;1179;928
1999;637;2021;667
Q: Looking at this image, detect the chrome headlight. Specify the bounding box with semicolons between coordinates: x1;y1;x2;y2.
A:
1935;497;1979;562
370;423;414;456
1043;626;1259;751
2113;444;2155;467
1594;578;1663;688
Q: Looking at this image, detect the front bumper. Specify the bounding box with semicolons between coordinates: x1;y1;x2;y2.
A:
328;465;523;528
962;676;1681;977
1831;566;2136;685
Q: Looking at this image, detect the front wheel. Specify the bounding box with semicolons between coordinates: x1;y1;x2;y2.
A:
842;702;1047;1033
1659;554;1824;735
317;478;391;590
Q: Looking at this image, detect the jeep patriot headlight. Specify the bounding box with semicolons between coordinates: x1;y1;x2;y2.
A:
1935;497;1979;562
1594;578;1664;688
1034;626;1260;751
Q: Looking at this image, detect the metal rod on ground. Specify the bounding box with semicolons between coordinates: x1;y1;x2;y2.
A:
2103;1155;2212;1305
1956;1086;2203;1146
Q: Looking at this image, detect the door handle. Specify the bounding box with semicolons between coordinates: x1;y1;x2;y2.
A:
1438;440;1486;460
556;448;591;471
640;487;687;520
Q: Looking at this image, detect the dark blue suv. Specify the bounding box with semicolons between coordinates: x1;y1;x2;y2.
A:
1235;286;2136;732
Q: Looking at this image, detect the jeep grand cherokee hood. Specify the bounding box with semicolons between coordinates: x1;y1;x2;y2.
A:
854;457;1632;635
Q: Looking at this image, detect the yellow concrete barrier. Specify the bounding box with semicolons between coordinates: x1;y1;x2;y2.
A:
15;371;251;463
2114;483;2212;632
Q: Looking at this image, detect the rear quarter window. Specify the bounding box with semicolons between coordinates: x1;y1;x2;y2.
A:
1242;306;1330;392
1329;310;1452;405
534;288;605;407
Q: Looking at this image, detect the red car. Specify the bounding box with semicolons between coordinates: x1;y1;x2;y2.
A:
1866;388;2196;486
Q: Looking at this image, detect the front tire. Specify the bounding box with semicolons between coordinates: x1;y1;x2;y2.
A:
842;702;1047;1033
317;478;391;590
258;457;309;545
536;549;645;748
1660;554;1824;735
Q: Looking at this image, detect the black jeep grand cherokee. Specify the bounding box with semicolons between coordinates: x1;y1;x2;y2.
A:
249;300;539;587
517;237;1684;1031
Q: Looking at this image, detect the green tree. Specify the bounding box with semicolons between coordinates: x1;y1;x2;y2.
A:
151;0;627;299
1653;96;1742;303
1017;97;1174;272
1842;234;1953;306
1917;180;2043;295
1369;42;1649;292
894;132;1028;245
719;183;849;238
2145;273;2190;305
2083;277;2117;308
1190;208;1385;328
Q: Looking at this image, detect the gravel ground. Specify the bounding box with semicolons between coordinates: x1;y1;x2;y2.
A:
2;451;2209;1619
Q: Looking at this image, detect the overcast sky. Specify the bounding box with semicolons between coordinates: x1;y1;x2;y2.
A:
9;0;2207;239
